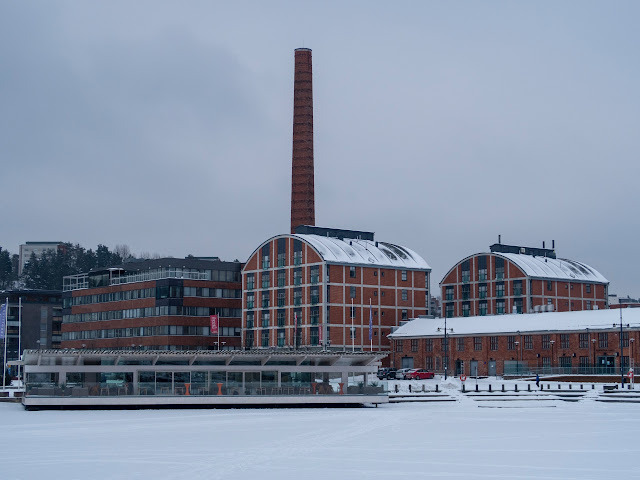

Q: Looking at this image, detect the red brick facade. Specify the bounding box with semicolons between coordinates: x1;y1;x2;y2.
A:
242;234;431;351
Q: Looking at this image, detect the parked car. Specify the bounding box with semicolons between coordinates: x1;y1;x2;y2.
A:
377;368;396;380
405;369;435;380
394;368;415;380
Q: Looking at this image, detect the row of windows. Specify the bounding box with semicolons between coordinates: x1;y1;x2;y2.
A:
62;326;242;341
64;288;157;307
63;306;242;323
183;287;241;298
245;328;320;347
398;332;625;352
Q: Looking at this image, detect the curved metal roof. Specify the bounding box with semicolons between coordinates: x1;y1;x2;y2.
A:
293;234;431;270
498;253;608;283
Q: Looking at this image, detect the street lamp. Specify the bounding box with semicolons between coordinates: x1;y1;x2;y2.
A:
437;316;454;380
591;338;597;374
514;341;520;376
550;340;555;372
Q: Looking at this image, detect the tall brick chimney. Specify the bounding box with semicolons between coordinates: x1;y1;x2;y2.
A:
290;48;315;234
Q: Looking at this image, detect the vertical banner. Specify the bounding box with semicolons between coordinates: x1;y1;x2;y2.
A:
294;312;298;349
209;314;219;334
368;301;373;341
0;302;7;339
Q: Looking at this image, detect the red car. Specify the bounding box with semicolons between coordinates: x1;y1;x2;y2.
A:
406;369;435;380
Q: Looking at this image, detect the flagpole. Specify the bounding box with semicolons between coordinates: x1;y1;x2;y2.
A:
370;298;373;352
18;297;22;385
2;298;8;390
351;298;354;353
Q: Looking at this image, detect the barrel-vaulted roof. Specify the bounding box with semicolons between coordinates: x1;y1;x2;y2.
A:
440;252;607;285
293;234;430;270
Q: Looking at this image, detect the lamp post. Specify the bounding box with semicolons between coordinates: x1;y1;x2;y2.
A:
437;316;454;380
550;340;555;373
514;341;520;377
631;338;635;388
613;317;630;388
591;338;597;374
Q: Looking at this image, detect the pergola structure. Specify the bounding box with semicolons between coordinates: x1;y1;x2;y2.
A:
19;349;388;409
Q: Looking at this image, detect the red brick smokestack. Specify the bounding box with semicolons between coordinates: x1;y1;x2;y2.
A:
290;48;315;234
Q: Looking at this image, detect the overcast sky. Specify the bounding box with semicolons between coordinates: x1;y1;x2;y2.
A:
2;1;639;296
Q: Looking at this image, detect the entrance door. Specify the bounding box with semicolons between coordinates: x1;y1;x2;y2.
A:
598;356;615;374
455;360;464;376
470;360;478;377
401;357;414;369
488;360;497;377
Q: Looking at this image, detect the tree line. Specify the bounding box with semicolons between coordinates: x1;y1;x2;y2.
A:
0;243;139;291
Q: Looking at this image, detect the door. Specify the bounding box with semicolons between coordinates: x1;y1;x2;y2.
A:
470;360;478;377
401;356;414;369
455;360;464;376
598;356;615;374
488;360;497;377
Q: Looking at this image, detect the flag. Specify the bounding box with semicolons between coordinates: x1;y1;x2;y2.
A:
368;301;373;341
209;314;219;334
0;302;6;340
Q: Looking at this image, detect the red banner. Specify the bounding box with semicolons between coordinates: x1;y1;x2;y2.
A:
209;314;219;334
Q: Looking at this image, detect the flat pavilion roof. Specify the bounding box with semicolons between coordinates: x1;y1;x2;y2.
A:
19;349;387;368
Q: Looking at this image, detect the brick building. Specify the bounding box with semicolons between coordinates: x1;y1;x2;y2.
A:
242;226;431;352
388;308;640;377
61;258;242;351
440;242;609;318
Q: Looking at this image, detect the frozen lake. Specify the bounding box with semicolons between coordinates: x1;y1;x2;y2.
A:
1;380;638;479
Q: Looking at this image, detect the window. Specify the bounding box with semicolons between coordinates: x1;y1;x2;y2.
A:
496;283;505;298
311;287;319;305
293;270;302;286
559;357;571;369
246;274;255;290
547;280;552;291
277;329;286;347
246;312;254;330
474;337;482;351
425;339;433;352
524;335;533;350
293;290;302;306
277;291;285;307
542;357;550;369
490;336;498;351
513;280;522;296
277;311;285;327
445;304;454;318
261;312;270;328
560;334;570;349
598;332;608;349
411;339;418;352
586;300;591;310
441;337;450;352
462;303;470;317
293;250;302;266
261;292;270;308
396;340;403;352
401;270;407;281
310;266;319;284
478;284;487;299
496;300;505;315
622;332;629;348
445;286;454;301
277;252;286;267
425;356;433;370
586;284;591;293
579;356;589;370
457;338;465;352
350;266;356;278
479;301;487;316
507;336;515;350
579;333;589;349
278;270;286;287
462;285;470;300
350;286;356;299
478;268;487;281
247;293;254;310
495;258;504;280
262;254;270;269
261;273;270;289
402;309;408;320
461;270;470;283
542;335;550;350
261;330;269;347
402;290;408;301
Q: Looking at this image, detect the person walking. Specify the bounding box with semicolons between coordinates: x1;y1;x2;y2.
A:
535;373;540;388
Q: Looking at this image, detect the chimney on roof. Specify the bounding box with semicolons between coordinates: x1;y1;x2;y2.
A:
290;48;315;234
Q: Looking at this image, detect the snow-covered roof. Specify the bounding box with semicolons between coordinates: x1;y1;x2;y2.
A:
499;253;608;284
389;308;640;338
294;234;431;270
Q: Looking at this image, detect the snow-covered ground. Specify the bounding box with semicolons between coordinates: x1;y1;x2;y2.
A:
1;377;637;480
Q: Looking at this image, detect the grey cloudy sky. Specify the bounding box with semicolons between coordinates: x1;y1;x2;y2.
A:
2;1;639;295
